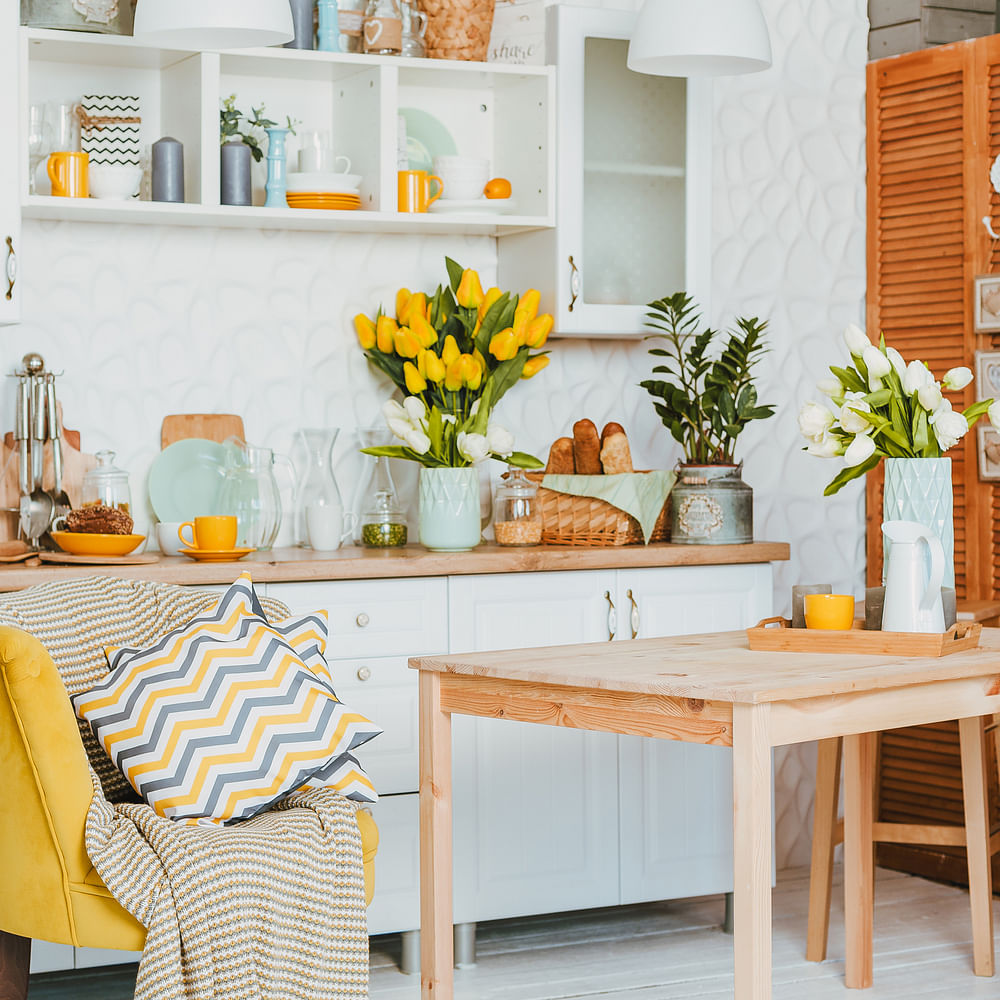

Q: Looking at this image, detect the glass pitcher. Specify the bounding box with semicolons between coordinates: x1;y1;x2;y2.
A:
293;428;345;547
399;0;426;57
218;440;296;551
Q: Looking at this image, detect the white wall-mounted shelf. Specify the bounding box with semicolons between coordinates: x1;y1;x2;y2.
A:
19;26;556;237
584;161;685;179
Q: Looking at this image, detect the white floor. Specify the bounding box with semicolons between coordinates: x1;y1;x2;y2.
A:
369;866;1000;998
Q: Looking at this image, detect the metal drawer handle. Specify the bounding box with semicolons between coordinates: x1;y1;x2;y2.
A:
356;665;371;682
5;237;16;301
568;255;580;312
604;590;616;641
627;588;639;639
356;612;370;628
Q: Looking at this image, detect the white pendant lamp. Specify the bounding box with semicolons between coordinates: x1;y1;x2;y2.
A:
133;0;295;49
627;0;772;77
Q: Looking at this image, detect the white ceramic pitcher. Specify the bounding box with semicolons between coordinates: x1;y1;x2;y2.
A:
881;519;945;633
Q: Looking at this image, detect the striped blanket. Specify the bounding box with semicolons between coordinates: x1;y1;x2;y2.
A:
0;576;369;1000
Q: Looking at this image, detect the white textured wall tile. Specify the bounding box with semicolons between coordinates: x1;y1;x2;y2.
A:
10;0;868;872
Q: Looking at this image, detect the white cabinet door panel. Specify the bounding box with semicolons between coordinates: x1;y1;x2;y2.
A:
1;5;21;325
450;571;620;923
365;794;420;935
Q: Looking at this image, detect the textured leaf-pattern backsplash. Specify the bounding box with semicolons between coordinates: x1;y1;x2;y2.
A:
8;0;867;870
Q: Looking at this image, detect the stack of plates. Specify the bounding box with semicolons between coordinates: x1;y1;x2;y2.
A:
287;191;361;211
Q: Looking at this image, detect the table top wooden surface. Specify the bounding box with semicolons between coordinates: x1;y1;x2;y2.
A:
411;628;1000;705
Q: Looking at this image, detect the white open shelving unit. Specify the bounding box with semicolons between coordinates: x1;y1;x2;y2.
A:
18;27;556;237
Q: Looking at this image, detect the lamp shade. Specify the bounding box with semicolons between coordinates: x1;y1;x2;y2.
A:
627;0;772;77
133;0;295;49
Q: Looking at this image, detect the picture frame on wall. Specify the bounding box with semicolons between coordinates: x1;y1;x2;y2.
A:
978;424;1000;481
975;350;1000;401
974;275;1000;332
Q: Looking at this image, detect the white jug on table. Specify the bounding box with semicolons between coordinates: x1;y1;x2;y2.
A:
881;519;945;633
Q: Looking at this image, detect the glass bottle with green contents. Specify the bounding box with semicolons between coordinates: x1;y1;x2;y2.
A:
358;428;407;547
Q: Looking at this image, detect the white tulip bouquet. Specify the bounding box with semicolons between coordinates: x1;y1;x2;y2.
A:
799;323;1000;495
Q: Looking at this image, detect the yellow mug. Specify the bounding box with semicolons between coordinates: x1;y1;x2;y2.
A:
47;151;89;198
803;593;856;631
398;170;443;212
178;515;238;551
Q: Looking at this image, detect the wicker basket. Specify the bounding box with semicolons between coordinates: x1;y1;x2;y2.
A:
422;0;495;61
525;472;671;547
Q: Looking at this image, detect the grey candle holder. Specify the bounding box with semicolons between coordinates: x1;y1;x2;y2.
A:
791;584;832;629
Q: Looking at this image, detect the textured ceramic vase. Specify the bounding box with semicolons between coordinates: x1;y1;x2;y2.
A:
419;466;480;551
264;127;290;208
882;457;954;589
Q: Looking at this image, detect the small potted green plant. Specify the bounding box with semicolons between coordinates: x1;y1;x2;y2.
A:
639;292;774;544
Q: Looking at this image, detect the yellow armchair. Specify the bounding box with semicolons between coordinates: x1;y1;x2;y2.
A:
0;587;377;999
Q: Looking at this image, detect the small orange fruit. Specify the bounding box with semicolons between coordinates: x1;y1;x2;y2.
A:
483;177;512;199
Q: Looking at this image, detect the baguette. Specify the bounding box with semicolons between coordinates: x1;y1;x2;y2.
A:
572;419;602;475
600;422;633;474
545;437;576;474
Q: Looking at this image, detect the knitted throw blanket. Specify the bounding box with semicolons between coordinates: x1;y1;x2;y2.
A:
0;577;369;1000
85;770;369;1000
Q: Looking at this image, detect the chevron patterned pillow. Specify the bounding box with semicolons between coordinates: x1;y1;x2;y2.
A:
72;572;381;825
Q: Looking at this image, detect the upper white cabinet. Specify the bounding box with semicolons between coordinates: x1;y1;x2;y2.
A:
499;5;712;337
1;7;21;326
15;27;554;236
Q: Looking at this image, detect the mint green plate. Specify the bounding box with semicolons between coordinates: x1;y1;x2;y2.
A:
400;107;458;174
148;438;228;523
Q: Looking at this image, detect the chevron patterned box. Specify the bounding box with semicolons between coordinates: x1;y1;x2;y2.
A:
80;94;141;166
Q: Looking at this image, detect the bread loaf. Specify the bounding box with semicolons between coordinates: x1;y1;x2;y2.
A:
600;422;633;474
572;419;602;475
65;505;134;535
545;437;576;474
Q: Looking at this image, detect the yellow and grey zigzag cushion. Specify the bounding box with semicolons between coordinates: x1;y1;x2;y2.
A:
72;572;381;825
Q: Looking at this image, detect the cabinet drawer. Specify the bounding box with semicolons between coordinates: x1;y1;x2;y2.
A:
364;793;420;935
331;656;417;796
267;579;448;659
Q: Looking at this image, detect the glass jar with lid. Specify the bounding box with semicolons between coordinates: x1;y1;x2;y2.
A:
82;449;131;513
493;468;542;546
361;490;408;548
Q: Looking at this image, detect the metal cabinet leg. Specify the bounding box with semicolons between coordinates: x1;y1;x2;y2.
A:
454;922;477;968
723;892;734;934
400;929;420;976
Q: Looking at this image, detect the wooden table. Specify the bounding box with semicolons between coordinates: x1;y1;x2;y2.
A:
411;629;1000;999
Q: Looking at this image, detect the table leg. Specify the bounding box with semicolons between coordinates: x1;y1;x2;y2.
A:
732;703;773;1000
843;732;876;989
806;737;842;962
419;671;453;999
958;716;994;977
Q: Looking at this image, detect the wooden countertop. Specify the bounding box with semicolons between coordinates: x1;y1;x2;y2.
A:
0;541;790;591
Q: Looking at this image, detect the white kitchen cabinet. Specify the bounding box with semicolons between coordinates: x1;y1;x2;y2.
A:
2;4;22;326
363;794;421;936
499;4;711;338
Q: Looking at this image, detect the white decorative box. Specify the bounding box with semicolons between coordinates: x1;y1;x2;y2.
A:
488;0;545;65
80;94;141;166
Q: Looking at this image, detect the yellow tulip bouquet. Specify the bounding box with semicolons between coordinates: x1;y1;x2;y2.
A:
354;257;550;469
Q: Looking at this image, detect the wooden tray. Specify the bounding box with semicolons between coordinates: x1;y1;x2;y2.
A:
38;552;159;566
746;617;982;657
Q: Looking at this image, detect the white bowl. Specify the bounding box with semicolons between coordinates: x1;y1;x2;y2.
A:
286;171;362;193
433;156;490;171
89;163;143;200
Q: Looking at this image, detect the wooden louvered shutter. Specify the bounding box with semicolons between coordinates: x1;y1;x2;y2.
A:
865;39;992;599
866;38;1000;892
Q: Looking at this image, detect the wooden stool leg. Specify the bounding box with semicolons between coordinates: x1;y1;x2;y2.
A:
958;716;995;978
807;737;843;962
844;732;876;990
0;931;29;1000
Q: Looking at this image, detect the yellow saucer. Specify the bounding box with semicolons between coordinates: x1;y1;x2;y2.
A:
51;532;145;556
179;546;254;562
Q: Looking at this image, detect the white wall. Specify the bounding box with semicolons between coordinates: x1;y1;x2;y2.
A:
9;0;868;869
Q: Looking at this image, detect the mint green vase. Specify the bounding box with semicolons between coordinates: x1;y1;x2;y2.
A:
419;467;480;551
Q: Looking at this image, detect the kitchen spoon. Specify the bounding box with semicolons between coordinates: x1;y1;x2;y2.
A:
45;375;71;515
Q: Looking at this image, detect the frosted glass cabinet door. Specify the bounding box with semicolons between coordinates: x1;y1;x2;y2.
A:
449;571;621;923
1;7;21;326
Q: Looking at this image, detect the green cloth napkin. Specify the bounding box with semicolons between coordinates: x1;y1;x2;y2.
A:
541;470;677;543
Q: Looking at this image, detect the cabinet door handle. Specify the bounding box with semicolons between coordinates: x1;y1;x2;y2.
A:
356;612;370;628
568;255;580;312
627;588;639;639
5;237;16;301
604;590;617;641
356;665;371;681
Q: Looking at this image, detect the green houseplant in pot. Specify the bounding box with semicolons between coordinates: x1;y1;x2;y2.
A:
639;292;775;544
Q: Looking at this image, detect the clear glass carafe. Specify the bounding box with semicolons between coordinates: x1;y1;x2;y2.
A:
358;427;407;547
218;441;296;551
399;0;426;57
294;428;343;547
493;468;542;546
82;449;131;513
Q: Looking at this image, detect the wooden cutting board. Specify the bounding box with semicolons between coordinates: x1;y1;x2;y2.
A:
38;552;159;566
161;414;245;449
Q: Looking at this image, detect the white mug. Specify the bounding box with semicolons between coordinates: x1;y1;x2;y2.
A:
156;521;186;557
306;503;358;550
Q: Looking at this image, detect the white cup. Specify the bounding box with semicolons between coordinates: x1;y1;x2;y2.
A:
433;155;489;200
298;149;352;174
156;521;186;556
306;503;358;550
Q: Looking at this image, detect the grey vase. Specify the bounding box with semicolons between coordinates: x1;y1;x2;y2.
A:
285;0;316;47
220;141;252;207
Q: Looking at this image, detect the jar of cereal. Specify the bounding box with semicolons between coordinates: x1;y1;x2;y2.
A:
493;468;542;547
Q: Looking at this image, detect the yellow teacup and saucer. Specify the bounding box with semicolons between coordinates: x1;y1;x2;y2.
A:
178;515;254;562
